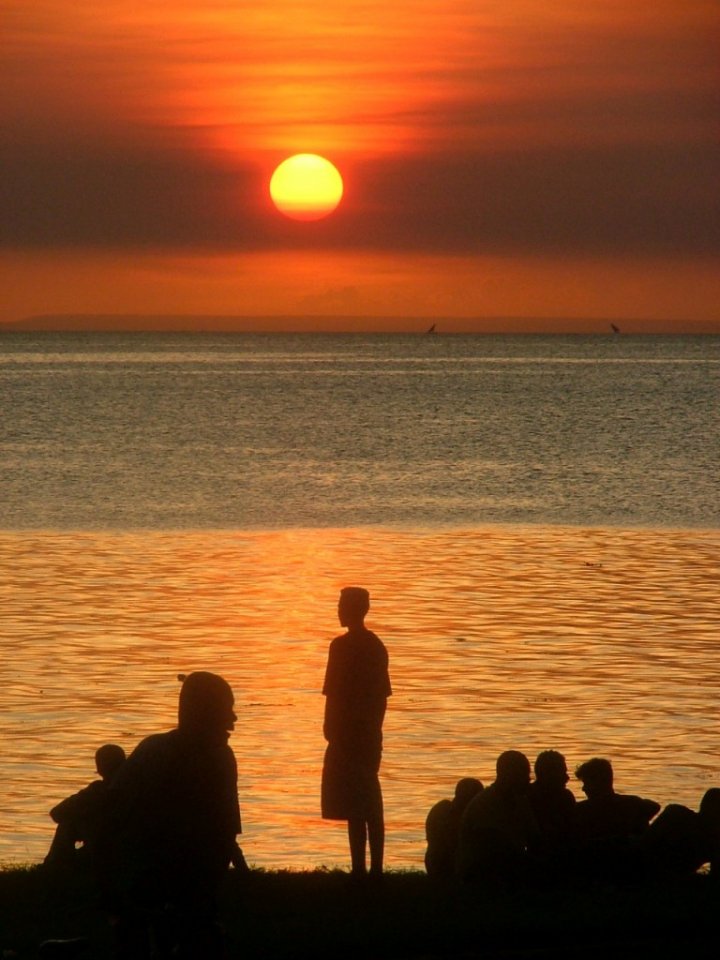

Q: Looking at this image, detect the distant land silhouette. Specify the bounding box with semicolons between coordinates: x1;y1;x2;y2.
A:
2;314;386;334
1;314;715;335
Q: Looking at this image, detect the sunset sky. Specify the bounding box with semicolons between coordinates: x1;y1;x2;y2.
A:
2;1;719;332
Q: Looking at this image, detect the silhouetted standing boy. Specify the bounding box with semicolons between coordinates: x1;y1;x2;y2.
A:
322;587;391;878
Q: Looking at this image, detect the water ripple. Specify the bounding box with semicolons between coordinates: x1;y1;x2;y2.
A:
1;525;718;870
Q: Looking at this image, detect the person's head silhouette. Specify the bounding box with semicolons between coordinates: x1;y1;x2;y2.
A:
495;751;531;793
575;757;613;799
454;777;484;808
95;743;126;780
699;788;720;829
534;750;570;789
338;586;370;629
178;671;236;745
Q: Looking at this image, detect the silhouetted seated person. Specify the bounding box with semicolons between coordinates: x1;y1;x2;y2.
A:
702;788;720;878
575;758;660;841
96;672;241;959
425;777;484;879
640;788;720;878
456;751;540;887
44;743;126;870
574;757;660;881
527;750;577;876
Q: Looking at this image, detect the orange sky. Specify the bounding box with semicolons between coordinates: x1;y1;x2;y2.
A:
2;1;719;331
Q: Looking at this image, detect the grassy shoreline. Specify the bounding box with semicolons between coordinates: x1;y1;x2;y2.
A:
1;865;717;959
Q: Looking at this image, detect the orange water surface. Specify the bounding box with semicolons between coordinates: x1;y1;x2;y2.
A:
1;525;718;870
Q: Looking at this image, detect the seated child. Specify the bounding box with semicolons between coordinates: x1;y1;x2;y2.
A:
44;742;126;869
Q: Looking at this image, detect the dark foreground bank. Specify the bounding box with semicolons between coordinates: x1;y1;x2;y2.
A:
1;866;718;960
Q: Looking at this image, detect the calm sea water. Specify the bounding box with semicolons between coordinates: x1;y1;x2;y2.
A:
1;331;718;529
0;332;718;869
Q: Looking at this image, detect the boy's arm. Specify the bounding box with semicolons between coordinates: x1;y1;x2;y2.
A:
50;781;103;824
323;694;341;743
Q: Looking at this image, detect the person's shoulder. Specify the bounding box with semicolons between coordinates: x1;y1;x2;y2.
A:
134;729;175;751
126;729;177;767
652;803;697;828
82;779;108;796
615;793;661;818
465;783;494;814
637;795;661;814
364;630;388;655
616;792;654;808
331;628;385;650
426;798;453;834
427;797;453;818
328;631;349;651
662;802;695;818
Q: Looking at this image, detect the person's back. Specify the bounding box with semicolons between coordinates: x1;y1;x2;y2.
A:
528;750;576;854
323;627;389;763
641;788;720;877
575;758;659;843
699;788;720;877
573;757;659;882
425;777;483;879
457;751;539;885
640;803;706;875
97;672;240;959
44;743;126;870
321;587;391;879
108;727;240;885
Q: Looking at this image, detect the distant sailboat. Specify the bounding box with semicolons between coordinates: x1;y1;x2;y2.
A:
426;323;437;334
610;322;621;334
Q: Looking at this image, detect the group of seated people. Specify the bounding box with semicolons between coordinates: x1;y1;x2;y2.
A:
425;750;720;886
43;740;250;878
47;741;719;894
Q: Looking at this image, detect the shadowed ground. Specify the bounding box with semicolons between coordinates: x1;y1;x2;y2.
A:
1;866;717;959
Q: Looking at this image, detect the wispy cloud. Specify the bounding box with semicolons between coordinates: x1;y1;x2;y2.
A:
2;1;718;323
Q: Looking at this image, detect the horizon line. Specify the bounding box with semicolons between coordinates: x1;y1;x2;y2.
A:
3;312;717;336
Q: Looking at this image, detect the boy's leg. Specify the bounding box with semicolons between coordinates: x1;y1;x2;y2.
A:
367;811;385;876
347;818;367;875
44;823;78;869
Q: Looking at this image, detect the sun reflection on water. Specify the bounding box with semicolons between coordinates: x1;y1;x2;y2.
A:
1;526;718;869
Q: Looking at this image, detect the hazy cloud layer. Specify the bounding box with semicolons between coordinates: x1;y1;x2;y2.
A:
3;1;719;257
3;136;718;257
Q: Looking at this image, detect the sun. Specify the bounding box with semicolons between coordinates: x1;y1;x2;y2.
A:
269;154;344;221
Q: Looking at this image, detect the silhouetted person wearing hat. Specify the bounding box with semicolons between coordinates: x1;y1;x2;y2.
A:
97;672;241;959
44;743;126;871
425;777;484;879
321;587;391;879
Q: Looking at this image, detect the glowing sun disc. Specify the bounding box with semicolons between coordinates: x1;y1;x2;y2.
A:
270;154;343;221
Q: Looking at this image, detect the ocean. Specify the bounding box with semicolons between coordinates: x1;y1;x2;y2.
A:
1;331;718;869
